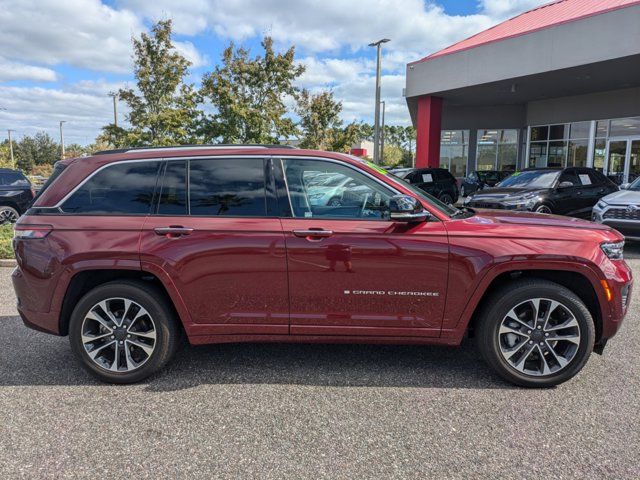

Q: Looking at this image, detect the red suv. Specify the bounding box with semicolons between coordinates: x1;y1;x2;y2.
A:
11;146;632;387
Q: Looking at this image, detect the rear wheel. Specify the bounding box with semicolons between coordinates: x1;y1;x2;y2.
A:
69;280;180;384
0;205;19;224
439;193;454;205
476;279;595;387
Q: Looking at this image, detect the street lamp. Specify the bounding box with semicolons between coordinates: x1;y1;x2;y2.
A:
368;38;390;164
108;92;119;127
59;121;66;160
380;101;386;163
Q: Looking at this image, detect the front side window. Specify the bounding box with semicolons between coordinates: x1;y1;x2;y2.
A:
282;159;393;220
62;161;161;214
189;158;266;216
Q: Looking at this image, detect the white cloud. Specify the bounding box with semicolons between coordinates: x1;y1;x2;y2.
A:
0;58;57;82
478;0;547;19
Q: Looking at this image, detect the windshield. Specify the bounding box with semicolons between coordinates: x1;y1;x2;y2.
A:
627;177;640;191
497;170;560;189
392;169;412;180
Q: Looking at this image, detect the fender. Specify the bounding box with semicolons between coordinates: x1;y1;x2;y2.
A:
441;257;609;343
140;261;194;328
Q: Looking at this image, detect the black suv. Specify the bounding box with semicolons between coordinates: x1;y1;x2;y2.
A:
390;168;459;204
464;167;618;217
0;168;34;224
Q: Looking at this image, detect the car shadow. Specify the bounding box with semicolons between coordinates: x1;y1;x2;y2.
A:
0;315;516;391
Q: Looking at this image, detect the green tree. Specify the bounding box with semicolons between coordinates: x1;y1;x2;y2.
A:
296;90;344;150
381;145;403;167
0;141;13;169
200;36;305;144
100;20;201;147
14;132;60;172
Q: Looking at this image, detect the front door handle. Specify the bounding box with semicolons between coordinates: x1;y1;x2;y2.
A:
154;226;194;238
292;229;334;240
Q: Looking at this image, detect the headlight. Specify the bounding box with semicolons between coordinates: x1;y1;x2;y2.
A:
504;195;538;209
596;200;608;210
601;241;624;260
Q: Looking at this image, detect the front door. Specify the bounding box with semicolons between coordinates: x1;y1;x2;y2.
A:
606;138;640;185
277;157;449;337
140;157;289;336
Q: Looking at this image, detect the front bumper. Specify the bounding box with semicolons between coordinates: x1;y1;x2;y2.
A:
592;204;640;240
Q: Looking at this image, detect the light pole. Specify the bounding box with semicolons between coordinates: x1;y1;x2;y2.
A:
380;101;386;164
108;92;118;127
59;121;66;160
368;38;390;164
7;129;15;169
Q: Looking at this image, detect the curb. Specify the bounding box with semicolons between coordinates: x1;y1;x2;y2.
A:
0;259;17;267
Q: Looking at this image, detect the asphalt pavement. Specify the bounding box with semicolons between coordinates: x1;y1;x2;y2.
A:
1;247;639;479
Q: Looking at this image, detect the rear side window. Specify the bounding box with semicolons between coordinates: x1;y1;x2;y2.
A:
62;161;161;214
189;158;266;216
0;171;29;187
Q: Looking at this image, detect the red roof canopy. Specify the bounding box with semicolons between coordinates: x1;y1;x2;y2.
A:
413;0;640;63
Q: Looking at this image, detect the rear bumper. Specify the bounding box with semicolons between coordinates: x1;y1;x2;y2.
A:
12;267;61;335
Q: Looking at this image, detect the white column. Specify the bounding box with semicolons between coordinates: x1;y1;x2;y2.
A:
586;120;596;168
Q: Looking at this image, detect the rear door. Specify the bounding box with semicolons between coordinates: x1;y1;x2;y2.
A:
140;157;289;336
276;157;449;337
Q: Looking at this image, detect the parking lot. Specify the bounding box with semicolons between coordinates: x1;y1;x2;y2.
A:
0;249;639;479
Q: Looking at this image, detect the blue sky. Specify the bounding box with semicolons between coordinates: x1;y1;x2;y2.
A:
0;0;547;144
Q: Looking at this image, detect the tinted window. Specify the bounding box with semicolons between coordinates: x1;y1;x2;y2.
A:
559;170;580;187
62;161;160;214
34;162;65;201
157;161;187;215
190;158;266;216
283;159;393;220
498;170;561;189
0;171;29;187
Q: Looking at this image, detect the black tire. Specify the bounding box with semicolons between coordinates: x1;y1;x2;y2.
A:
534;203;553;214
476;279;595;388
327;197;342;207
69;280;180;384
440;193;454;205
0;205;20;224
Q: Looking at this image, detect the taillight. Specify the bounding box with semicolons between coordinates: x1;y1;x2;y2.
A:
13;224;52;239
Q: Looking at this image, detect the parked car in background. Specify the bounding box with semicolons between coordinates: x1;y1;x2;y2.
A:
460;170;511;197
390;167;459;204
593;177;640;240
0;168;34;224
464;167;618;217
12;145;632;387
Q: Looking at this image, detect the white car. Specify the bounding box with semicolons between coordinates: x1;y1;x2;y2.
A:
592;178;640;240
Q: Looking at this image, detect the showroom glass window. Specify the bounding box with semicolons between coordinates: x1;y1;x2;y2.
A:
528;124;568;168
568;121;590;167
476;129;518;171
189;158;267;216
440;130;468;177
281;158;393;220
62;161;161;214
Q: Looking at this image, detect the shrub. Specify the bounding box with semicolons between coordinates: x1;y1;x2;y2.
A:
0;224;14;260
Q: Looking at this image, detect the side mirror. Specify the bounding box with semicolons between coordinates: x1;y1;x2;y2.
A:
558;181;574;189
620;183;630;190
389;195;430;223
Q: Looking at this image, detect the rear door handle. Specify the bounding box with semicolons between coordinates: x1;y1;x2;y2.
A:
292;229;334;239
154;226;194;238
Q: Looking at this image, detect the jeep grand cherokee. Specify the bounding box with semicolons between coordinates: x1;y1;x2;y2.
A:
11;145;632;387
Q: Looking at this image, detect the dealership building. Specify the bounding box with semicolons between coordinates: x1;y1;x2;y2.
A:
405;0;640;184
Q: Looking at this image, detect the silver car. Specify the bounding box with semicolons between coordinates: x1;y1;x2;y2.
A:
592;178;640;240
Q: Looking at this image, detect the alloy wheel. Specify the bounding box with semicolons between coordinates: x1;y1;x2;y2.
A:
0;206;19;224
498;298;581;377
81;298;157;373
535;205;552;214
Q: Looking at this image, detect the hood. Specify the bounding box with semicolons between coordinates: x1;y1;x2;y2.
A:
602;189;640;204
469;187;549;200
469;209;611;231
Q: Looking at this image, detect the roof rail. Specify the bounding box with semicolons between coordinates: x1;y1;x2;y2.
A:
93;144;298;155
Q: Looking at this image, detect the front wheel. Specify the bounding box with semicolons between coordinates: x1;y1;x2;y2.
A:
476;279;595;387
0;205;20;224
535;204;553;214
69;280;180;384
